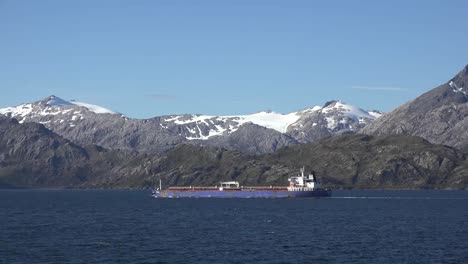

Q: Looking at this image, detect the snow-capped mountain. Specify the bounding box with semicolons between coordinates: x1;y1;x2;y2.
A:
286;100;382;143
0;95;119;125
158;100;381;142
0;95;382;154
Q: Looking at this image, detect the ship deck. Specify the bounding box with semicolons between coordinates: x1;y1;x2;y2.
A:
167;186;288;191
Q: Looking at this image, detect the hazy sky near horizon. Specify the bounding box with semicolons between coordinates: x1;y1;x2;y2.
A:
1;0;468;118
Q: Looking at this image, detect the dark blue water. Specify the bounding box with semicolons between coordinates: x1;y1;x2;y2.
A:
1;190;467;264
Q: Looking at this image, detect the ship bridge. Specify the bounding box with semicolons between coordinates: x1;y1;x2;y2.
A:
220;181;240;188
288;167;320;191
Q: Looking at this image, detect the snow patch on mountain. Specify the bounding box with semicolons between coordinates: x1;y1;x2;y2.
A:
235;111;302;133
186;125;227;140
325;117;336;129
449;81;468;99
70;101;117;114
1;95;382;145
164;110;310;141
368;111;383;118
0;102;74;122
171;115;213;125
0;104;34;122
322;101;375;120
318;101;379;130
0;96;118;124
162;102;380;140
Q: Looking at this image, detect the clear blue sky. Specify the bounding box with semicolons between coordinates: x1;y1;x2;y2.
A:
1;0;467;118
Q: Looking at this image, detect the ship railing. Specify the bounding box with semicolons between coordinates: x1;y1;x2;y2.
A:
287;187;314;192
168;187;219;191
167;186;288;191
241;186;288;191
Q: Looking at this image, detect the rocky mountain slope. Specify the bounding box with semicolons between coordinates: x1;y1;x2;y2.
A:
153;135;467;189
264;134;467;189
362;65;468;150
0;116;160;188
1;116;466;189
0;96;185;154
0;96;381;154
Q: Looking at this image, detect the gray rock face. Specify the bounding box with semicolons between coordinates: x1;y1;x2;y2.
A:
150;134;468;189
267;134;467;189
1;116;466;189
0;116;90;187
198;123;299;155
362;65;468;150
0;115;162;188
0;96;188;154
0;96;381;154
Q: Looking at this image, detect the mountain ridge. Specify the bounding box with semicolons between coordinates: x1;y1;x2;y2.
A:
0;96;381;154
0;115;466;189
362;64;468;150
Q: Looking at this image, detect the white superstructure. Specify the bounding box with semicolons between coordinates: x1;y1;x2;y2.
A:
287;167;320;191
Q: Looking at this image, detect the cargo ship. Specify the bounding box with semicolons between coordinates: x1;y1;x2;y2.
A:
151;168;331;198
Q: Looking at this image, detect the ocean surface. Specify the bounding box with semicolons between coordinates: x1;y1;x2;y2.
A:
0;190;467;264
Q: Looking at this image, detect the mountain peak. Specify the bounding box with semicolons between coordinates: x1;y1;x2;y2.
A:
454;64;468;77
39;95;73;107
41;95;118;114
362;64;468;150
323;100;340;108
449;64;468;89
